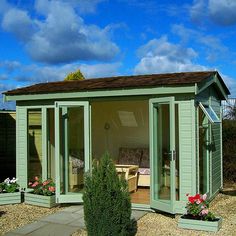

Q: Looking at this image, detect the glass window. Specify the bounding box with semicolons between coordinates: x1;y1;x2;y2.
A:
199;103;220;123
28;109;42;182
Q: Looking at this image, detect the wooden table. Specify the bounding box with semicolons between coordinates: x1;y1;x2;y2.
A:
115;164;139;192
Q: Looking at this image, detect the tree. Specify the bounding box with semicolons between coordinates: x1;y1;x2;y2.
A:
64;69;85;81
225;103;236;120
83;153;136;236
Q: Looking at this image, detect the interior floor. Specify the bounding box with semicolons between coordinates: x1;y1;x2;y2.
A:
131;187;150;205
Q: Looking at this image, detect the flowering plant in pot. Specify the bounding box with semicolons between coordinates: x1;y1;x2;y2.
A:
185;193;216;221
25;176;57;208
178;193;222;232
28;176;55;196
0;177;19;193
0;177;21;205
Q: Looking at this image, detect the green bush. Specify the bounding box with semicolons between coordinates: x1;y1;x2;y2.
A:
83;153;136;236
222;120;236;182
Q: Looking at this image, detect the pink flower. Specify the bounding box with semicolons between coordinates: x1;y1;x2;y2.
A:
202;193;207;201
48;186;55;192
201;205;206;209
28;182;32;186
35;176;39;181
32;181;39;187
201;209;209;215
43;181;49;186
196;199;201;205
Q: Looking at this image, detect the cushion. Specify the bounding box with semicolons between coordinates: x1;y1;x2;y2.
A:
118;147;142;166
138;168;150;175
140;148;149;168
70;156;84;169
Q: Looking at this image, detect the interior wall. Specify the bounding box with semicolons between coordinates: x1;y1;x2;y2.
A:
91;100;149;160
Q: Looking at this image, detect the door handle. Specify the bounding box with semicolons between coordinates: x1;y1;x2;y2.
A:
164;151;176;161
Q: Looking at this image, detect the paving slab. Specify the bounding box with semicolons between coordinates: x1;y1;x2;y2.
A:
6;205;148;236
131;210;147;220
12;221;48;235
68;218;86;228
4;232;22;236
60;205;83;213
38;212;82;225
26;223;78;236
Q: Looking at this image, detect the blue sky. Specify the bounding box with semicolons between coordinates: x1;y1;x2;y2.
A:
0;0;236;109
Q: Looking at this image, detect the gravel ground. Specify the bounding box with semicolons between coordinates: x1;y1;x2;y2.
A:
136;183;236;236
73;182;236;236
0;203;63;236
1;183;235;236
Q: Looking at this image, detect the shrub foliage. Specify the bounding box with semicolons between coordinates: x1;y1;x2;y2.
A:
83;153;134;236
64;69;85;81
222;120;236;182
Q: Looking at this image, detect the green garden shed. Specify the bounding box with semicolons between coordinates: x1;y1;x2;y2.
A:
3;71;230;214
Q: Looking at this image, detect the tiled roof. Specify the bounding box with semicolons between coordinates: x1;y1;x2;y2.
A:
4;71;230;96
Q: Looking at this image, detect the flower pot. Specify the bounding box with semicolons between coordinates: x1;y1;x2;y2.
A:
24;192;57;208
0;192;22;205
178;215;222;232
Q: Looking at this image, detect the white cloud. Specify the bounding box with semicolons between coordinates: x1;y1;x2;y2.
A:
0;83;16;109
190;0;236;26
208;0;236;26
0;60;21;73
0;60;121;84
134;36;206;74
0;0;119;64
2;8;34;41
220;73;236;97
172;24;230;62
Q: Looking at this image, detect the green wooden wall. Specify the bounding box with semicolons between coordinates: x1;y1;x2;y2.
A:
16;106;27;188
178;100;196;201
210;87;222;196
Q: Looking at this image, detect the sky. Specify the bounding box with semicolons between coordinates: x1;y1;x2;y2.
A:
0;0;236;109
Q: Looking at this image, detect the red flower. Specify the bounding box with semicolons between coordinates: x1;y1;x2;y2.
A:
188;196;195;204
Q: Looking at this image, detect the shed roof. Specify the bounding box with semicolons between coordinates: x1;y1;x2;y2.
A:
4;71;230;96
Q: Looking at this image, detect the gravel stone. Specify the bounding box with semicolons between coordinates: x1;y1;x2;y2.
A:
0;203;62;235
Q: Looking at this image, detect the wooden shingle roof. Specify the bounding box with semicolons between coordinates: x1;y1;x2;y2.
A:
4;71;230;96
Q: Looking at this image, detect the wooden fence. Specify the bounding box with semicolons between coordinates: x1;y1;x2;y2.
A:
0;111;16;181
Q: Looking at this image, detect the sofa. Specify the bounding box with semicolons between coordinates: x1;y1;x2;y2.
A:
118;147;150;187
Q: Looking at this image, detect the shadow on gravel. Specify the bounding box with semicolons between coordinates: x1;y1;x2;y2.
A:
221;190;236;196
0;211;6;217
128;219;138;236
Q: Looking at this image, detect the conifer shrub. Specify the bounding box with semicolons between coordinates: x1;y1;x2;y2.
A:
83;153;136;236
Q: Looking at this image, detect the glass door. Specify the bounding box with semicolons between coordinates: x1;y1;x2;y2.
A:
150;97;176;213
55;101;90;203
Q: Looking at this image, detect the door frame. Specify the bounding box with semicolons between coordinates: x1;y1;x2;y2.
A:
55;101;90;203
149;97;176;213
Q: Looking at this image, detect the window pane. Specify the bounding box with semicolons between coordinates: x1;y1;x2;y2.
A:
47;108;55;180
200;103;220;123
28;109;42;182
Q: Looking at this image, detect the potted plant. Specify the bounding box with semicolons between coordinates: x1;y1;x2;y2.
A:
24;176;57;208
178;193;222;232
0;177;21;205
